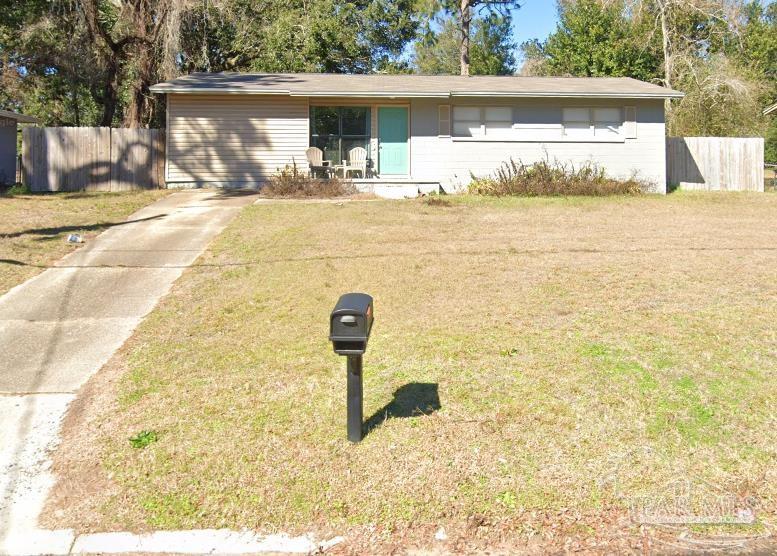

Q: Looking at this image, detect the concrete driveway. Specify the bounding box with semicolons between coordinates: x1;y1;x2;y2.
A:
0;189;258;554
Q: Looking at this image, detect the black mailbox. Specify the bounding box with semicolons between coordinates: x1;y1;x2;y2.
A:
329;293;374;355
329;293;374;442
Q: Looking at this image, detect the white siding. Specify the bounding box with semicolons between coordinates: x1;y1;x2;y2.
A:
166;94;309;185
410;98;668;194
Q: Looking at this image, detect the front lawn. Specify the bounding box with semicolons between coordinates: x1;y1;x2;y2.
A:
0;190;169;295
47;193;777;551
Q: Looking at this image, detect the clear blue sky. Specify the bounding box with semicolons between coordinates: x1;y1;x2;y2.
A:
506;0;775;64
511;0;560;48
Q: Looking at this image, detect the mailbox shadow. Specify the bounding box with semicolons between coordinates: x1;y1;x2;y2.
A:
364;382;441;436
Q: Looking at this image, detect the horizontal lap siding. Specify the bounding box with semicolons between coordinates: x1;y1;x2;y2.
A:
410;98;667;193
167;94;309;184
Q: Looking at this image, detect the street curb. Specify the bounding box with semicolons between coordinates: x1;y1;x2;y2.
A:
3;528;344;555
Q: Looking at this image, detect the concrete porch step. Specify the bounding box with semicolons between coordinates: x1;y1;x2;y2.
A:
351;179;441;199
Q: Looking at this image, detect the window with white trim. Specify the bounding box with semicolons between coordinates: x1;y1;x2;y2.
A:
562;107;592;139
594;108;622;138
562;107;624;139
453;106;514;137
484;107;512;136
453;106;483;137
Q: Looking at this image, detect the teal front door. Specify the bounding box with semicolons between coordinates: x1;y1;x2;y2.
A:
378;107;409;175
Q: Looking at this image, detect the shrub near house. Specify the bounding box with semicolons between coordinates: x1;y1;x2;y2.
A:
263;163;356;198
469;157;648;196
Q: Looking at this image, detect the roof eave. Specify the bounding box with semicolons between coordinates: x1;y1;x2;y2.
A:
151;89;684;100
148;86;292;94
292;91;450;98
450;91;684;99
0;109;39;123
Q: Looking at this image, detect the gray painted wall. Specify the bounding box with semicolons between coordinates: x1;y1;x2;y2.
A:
409;98;667;193
0;123;16;185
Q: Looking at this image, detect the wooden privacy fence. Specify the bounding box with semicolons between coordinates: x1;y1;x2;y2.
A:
22;127;165;191
667;137;764;192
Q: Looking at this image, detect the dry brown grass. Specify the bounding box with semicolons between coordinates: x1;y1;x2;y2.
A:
0;190;169;295
45;192;777;552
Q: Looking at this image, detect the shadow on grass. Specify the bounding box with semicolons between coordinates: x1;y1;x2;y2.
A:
1;214;166;241
364;382;441;436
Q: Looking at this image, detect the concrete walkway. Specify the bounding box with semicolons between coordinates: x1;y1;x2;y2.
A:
0;190;258;555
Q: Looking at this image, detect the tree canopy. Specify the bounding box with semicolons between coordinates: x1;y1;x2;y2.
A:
0;0;421;127
522;0;777;159
521;0;661;81
414;14;517;75
2;0;775;161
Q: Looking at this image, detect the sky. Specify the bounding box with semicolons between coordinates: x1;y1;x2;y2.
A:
505;0;776;64
421;0;774;69
511;0;560;48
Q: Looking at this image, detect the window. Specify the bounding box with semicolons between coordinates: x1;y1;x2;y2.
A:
453;106;515;137
447;105;627;141
563;107;623;139
593;108;622;138
562;107;593;138
483;106;513;135
310;106;370;164
453;106;482;137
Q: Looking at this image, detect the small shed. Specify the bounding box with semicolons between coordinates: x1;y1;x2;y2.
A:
0;109;38;185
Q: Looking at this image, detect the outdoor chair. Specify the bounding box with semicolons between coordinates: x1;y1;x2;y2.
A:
341;147;368;178
306;147;332;178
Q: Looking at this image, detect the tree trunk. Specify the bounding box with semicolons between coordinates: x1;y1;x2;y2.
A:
124;47;154;127
460;0;471;76
71;79;81;126
659;0;671;90
658;0;673;120
100;57;120;127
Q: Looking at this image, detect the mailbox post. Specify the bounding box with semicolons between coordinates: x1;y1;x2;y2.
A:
329;293;374;443
346;354;363;442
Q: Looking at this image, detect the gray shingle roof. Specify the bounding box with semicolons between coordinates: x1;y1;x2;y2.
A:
150;72;684;99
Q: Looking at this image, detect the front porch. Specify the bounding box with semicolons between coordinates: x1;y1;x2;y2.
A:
351;178;441;199
309;102;413;179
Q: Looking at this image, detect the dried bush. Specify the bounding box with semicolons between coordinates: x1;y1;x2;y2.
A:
468;157;651;197
263;162;356;198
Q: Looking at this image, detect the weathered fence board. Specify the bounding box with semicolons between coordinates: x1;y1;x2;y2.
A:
667;137;764;192
22;127;165;192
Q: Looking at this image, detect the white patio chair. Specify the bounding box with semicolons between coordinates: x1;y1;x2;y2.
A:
306;147;331;178
343;147;368;178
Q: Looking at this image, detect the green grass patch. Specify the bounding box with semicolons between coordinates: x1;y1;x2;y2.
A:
50;193;777;538
0;190;168;294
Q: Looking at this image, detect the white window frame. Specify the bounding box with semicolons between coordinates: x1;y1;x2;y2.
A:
452;106;484;137
448;105;630;143
438;104;451;137
562;107;625;140
452;106;514;138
